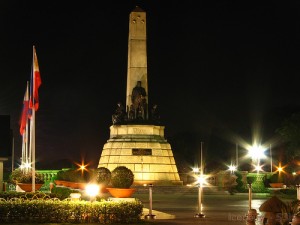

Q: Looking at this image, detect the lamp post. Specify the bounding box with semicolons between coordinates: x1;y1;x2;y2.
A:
270;144;272;173
145;184;156;219
296;184;300;200
246;180;257;223
236;143;239;170
245;143;264;223
194;142;205;218
194;175;205;218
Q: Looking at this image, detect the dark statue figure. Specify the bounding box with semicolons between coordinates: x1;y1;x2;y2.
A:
112;102;126;125
151;104;160;124
129;81;147;120
111;81;162;125
131;81;146;109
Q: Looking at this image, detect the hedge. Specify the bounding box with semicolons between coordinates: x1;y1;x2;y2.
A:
0;198;143;223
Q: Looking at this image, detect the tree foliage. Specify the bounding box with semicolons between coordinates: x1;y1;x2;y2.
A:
276;113;300;159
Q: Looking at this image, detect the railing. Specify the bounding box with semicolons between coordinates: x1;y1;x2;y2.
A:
36;170;61;182
4;169;66;192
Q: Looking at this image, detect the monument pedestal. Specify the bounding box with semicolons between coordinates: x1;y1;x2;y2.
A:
98;125;182;185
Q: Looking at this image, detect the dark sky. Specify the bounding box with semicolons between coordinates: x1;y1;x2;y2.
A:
1;1;300;169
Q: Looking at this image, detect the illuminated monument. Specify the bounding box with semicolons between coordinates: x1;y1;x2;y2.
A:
98;6;182;185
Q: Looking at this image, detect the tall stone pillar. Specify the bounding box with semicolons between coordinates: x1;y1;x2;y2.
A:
126;6;148;117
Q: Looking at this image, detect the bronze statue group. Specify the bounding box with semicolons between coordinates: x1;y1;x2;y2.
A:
112;81;160;125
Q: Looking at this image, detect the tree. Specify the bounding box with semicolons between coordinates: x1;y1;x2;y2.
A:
276;112;300;160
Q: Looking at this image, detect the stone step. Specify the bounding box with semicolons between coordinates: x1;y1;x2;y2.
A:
132;185;228;195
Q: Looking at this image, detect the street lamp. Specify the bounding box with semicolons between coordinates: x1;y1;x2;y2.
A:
75;160;89;176
248;144;266;173
228;164;237;174
193;167;200;174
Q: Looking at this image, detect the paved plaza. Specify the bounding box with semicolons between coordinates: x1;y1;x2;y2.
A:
131;191;270;225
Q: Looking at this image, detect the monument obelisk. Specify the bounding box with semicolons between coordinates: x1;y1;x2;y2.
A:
126;6;148;117
98;6;182;185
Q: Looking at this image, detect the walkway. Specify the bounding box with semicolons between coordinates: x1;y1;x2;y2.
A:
130;191;270;225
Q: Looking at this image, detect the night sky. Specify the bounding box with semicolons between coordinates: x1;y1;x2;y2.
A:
1;1;300;170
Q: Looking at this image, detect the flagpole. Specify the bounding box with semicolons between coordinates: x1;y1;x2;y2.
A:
11;137;14;172
25;82;29;173
21;134;25;167
31;109;35;192
20;81;30;172
29;45;41;192
25;114;29;172
31;46;36;192
236;143;238;169
270;144;272;173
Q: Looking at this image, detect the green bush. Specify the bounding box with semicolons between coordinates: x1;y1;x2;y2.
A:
246;176;256;184
111;166;134;188
270;172;284;183
50;186;80;200
0;191;57;200
9;169;44;184
279;188;297;196
0;198;143;223
56;169;88;182
234;171;247;192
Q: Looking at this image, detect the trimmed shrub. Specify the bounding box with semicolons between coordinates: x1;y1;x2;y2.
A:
111;166;134;188
95;167;111;185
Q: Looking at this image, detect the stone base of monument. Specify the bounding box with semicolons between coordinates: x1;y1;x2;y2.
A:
98;124;182;185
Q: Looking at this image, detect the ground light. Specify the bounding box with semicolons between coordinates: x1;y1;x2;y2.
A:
70;193;81;201
85;184;100;202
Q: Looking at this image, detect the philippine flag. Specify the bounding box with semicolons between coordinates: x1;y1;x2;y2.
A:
29;46;42;111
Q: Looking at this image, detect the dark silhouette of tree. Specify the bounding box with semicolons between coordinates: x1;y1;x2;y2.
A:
276;112;300;160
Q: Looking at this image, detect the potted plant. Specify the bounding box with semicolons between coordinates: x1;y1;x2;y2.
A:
55;169;87;189
106;166;135;198
10;168;44;192
94;167;111;193
281;200;300;224
269;172;284;188
292;211;300;224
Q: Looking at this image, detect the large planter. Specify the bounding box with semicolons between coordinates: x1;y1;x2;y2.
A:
54;180;64;186
106;188;136;198
99;185;109;193
269;183;284;188
292;215;300;224
55;180;86;190
17;183;43;192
